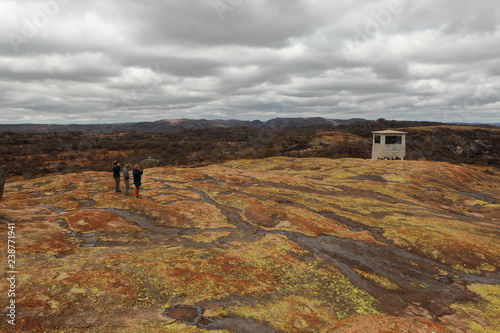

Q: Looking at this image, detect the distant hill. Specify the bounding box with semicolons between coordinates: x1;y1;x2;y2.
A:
403;125;500;163
0;117;366;133
1;121;499;178
447;122;500;128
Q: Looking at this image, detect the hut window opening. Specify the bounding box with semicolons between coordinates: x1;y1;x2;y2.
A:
385;136;402;144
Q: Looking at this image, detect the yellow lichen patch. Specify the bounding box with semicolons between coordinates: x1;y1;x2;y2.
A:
159;201;234;229
186;181;222;197
256;233;308;255
113;234;378;321
451;284;500;332
199;170;254;184
220;296;342;333
182;231;232;243
212;235;378;318
61;209;142;233
97;235;150;243
11;249;142;329
214;274;379;332
381;214;500;272
38;192;81;210
150;194;190;203
172;189;205;200
320;314;453;332
92;190;141;208
353;269;400;290
410;282;427;289
147;168;204;182
127;245;278;304
24;266;140;316
18;176;73;192
114;321;219;333
146;186;204;201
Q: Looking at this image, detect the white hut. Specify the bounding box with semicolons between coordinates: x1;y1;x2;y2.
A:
371;130;407;160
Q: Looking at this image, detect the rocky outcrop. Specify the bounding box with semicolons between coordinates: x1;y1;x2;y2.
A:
140;156;160;168
0;157;498;332
405;126;500;164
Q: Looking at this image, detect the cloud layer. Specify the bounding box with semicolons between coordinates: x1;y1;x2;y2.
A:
0;0;499;124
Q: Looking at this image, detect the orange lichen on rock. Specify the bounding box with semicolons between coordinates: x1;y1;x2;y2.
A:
19;230;78;254
0;206;78;254
160;200;233;229
182;230;233;243
60;209;142;233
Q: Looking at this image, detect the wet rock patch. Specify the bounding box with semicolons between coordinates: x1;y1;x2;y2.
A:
162;305;279;332
348;174;387;182
163;305;212;327
435;275;454;284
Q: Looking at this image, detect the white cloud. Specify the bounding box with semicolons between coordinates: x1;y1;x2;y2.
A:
0;0;499;124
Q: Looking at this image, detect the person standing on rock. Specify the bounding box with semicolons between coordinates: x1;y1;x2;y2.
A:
112;161;121;192
123;164;131;196
133;165;143;198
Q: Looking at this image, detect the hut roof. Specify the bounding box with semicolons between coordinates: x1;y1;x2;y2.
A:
372;130;407;135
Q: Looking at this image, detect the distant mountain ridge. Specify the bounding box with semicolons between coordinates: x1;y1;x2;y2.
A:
0;117;366;133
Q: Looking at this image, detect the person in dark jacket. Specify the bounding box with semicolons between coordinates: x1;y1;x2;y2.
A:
132;164;143;198
112;161;121;192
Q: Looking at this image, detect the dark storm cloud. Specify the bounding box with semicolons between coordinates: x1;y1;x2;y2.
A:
0;0;499;124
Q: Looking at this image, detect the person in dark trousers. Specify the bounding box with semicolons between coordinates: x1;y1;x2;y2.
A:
112;161;121;192
133;165;143;198
123;163;131;196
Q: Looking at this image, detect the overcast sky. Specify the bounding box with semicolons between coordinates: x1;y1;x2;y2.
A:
0;0;499;124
